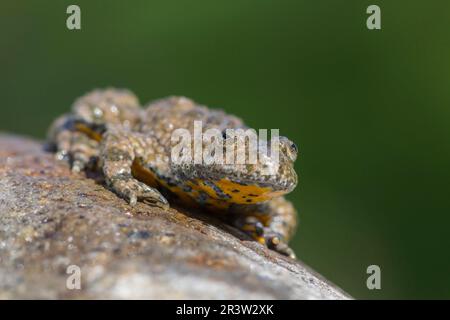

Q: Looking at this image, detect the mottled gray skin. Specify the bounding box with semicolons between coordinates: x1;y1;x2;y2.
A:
48;89;299;258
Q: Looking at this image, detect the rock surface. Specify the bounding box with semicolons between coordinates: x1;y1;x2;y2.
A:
0;134;350;299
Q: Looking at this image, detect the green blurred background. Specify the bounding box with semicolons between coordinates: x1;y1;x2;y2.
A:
1;0;450;299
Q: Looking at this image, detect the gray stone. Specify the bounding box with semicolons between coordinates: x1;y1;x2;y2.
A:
0;134;351;299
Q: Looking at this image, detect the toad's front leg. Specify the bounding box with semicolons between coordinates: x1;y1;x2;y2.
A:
100;128;169;208
47;114;101;172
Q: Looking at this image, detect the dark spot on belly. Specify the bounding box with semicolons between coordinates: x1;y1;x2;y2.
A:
246;199;253;203
197;191;210;204
155;172;178;187
182;185;193;193
166;180;178;188
204;180;231;200
232;189;240;193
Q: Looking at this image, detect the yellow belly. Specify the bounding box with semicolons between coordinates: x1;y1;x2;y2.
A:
131;159;284;210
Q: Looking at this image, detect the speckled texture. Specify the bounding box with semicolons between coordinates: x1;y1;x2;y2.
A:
0;134;351;299
47;89;299;257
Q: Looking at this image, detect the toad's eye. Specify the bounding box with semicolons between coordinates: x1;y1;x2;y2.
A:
290;142;298;154
222;130;228;139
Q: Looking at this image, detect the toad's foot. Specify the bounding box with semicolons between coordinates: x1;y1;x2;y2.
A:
231;197;297;259
106;173;168;208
